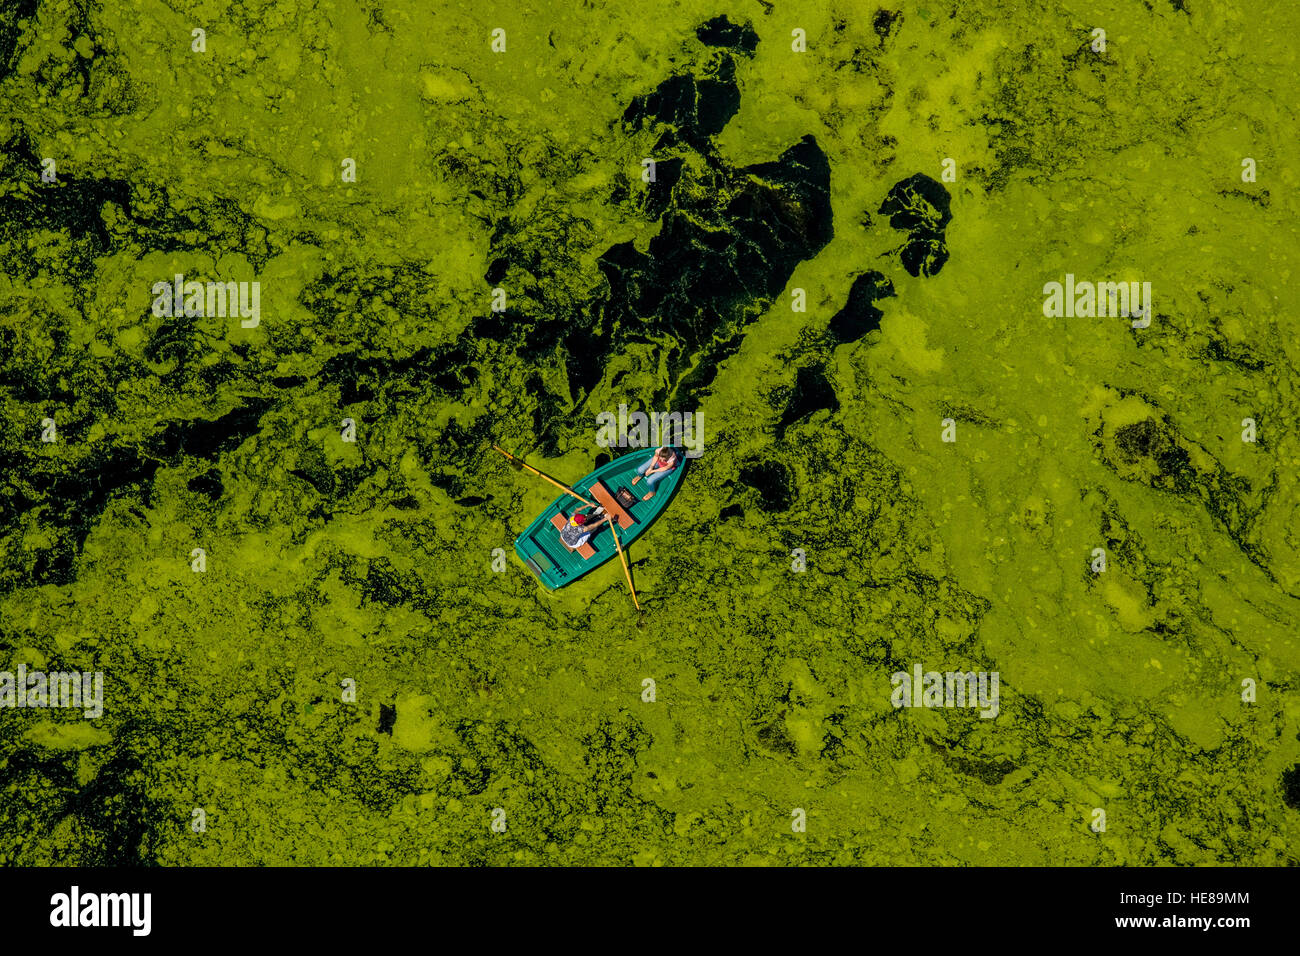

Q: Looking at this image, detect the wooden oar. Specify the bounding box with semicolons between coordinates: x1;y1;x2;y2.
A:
492;445;594;507
607;518;641;611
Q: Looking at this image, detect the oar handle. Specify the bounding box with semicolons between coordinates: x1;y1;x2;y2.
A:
492;445;594;507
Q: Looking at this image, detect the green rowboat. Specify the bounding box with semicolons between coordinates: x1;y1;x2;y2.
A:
513;449;687;590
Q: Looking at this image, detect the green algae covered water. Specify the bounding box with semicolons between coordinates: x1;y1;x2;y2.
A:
0;0;1298;866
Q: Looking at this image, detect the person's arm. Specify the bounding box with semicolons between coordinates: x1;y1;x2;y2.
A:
647;452;673;474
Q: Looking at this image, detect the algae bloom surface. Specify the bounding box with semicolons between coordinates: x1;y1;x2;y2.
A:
0;0;1297;865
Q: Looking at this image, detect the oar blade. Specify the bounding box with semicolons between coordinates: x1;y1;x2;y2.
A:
609;521;641;611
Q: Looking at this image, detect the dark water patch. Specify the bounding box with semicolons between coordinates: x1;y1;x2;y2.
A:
738;460;793;512
596;133;833;407
148;397;274;461
377;703;397;735
777;364;839;437
616;40;834;358
468;308;516;342
433;360;478;392
561;321;607;399
187;468;224;502
524;371;567;458
696;15;759;53
873;9;902;40
1283;764;1300;811
880;173;951;236
829;270;895;343
624;56;742;152
435;339;480;386
879;173;952;277
641;156;682;220
515;316;572;367
317;345;481;407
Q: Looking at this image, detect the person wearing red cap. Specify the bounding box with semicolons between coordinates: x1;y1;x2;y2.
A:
560;506;610;549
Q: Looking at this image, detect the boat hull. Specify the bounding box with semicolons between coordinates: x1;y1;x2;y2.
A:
512;449;687;590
